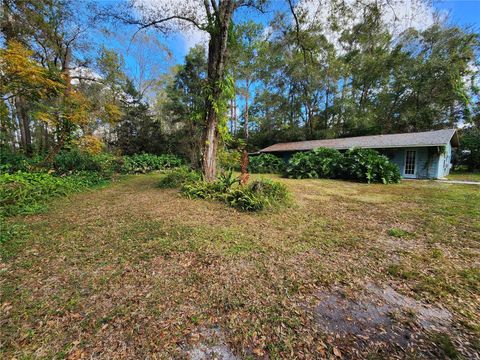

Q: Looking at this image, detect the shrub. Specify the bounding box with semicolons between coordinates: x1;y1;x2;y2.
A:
285;148;343;179
342;148;401;184
226;179;289;211
0;171;107;216
0;147;39;173
54;149;102;174
218;149;241;170
181;180;227;200
248;154;285;174
53;149;122;178
182;176;289;212
158;167;201;188
121;153;183;174
285;147;400;184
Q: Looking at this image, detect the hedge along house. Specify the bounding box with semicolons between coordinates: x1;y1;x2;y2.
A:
258;129;459;179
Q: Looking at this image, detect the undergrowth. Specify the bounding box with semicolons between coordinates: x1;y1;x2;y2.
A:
180;170;290;211
0;171;108;216
158;167;201;188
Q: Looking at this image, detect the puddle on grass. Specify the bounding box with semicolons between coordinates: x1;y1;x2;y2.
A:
183;327;238;360
315;282;452;349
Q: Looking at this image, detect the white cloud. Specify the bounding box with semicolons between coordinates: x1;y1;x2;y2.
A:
133;0;209;52
296;0;441;46
180;27;209;51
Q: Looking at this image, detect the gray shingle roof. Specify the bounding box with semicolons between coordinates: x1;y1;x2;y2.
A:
259;129;458;153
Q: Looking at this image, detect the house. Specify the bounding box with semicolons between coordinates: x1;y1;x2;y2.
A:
258;129;459;179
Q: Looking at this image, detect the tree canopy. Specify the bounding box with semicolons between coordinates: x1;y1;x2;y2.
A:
1;0;479;172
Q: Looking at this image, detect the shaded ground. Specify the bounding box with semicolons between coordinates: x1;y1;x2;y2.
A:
1;174;479;359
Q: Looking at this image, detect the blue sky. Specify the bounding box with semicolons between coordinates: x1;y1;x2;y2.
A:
433;0;480;28
99;0;480;92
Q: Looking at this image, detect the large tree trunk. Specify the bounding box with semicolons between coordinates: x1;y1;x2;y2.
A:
15;96;32;154
202;0;235;182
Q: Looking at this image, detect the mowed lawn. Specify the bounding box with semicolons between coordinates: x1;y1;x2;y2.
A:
1;174;479;359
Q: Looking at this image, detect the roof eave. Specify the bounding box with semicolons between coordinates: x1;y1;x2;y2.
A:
260;143;453;152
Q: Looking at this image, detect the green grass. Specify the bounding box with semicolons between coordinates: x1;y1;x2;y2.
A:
446;171;480;182
1;174;479;358
430;333;463;359
387;227;415;238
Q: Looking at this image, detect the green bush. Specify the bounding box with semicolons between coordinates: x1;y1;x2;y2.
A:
121;153;183;174
158;167;201;188
342;148;401;184
54;149;123;177
285;147;400;184
248;154;285;174
285;148;343;179
226;179;289;211
0;147;43;173
181;180;227;200
0;171;107;216
182;176;289;212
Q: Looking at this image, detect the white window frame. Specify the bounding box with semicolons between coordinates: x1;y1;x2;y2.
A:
403;149;417;178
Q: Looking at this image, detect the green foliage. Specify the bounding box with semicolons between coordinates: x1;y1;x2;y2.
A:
181;180;226;200
226;179;289;211
218;149;241;170
342;148;401;184
285;148;343;179
218;169;240;190
114;79;168;155
285;147;401;184
248;154;285;174
457;127;480;171
0;220;28;261
182;175;289;212
0;171;107;216
1;148;184;218
158;167;201;189
0;147;34;173
54;149;125;178
121;153;183;174
53;150;183;176
387;228;414;238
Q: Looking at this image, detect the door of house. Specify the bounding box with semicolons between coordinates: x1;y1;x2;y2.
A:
403;149;417;178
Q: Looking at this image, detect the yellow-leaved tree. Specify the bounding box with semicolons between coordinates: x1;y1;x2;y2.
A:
0;40;64;100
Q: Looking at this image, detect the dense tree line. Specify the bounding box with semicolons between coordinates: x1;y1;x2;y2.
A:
230;2;479;150
1;0;479;173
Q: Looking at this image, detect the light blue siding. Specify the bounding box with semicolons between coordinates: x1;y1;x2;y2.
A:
381;145;451;179
437;143;452;178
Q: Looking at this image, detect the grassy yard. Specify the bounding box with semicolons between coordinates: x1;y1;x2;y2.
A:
447;171;480;182
1;174;479;359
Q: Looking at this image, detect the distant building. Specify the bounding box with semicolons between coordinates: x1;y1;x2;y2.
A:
258;129;459;179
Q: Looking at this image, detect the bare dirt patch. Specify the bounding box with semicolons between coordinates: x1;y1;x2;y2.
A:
182;327;239;360
315;282;452;350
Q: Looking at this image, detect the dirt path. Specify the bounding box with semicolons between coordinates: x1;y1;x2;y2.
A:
1;174;479;359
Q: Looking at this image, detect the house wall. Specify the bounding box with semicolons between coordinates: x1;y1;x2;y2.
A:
437;143;452;178
378;146;450;179
264;144;452;179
